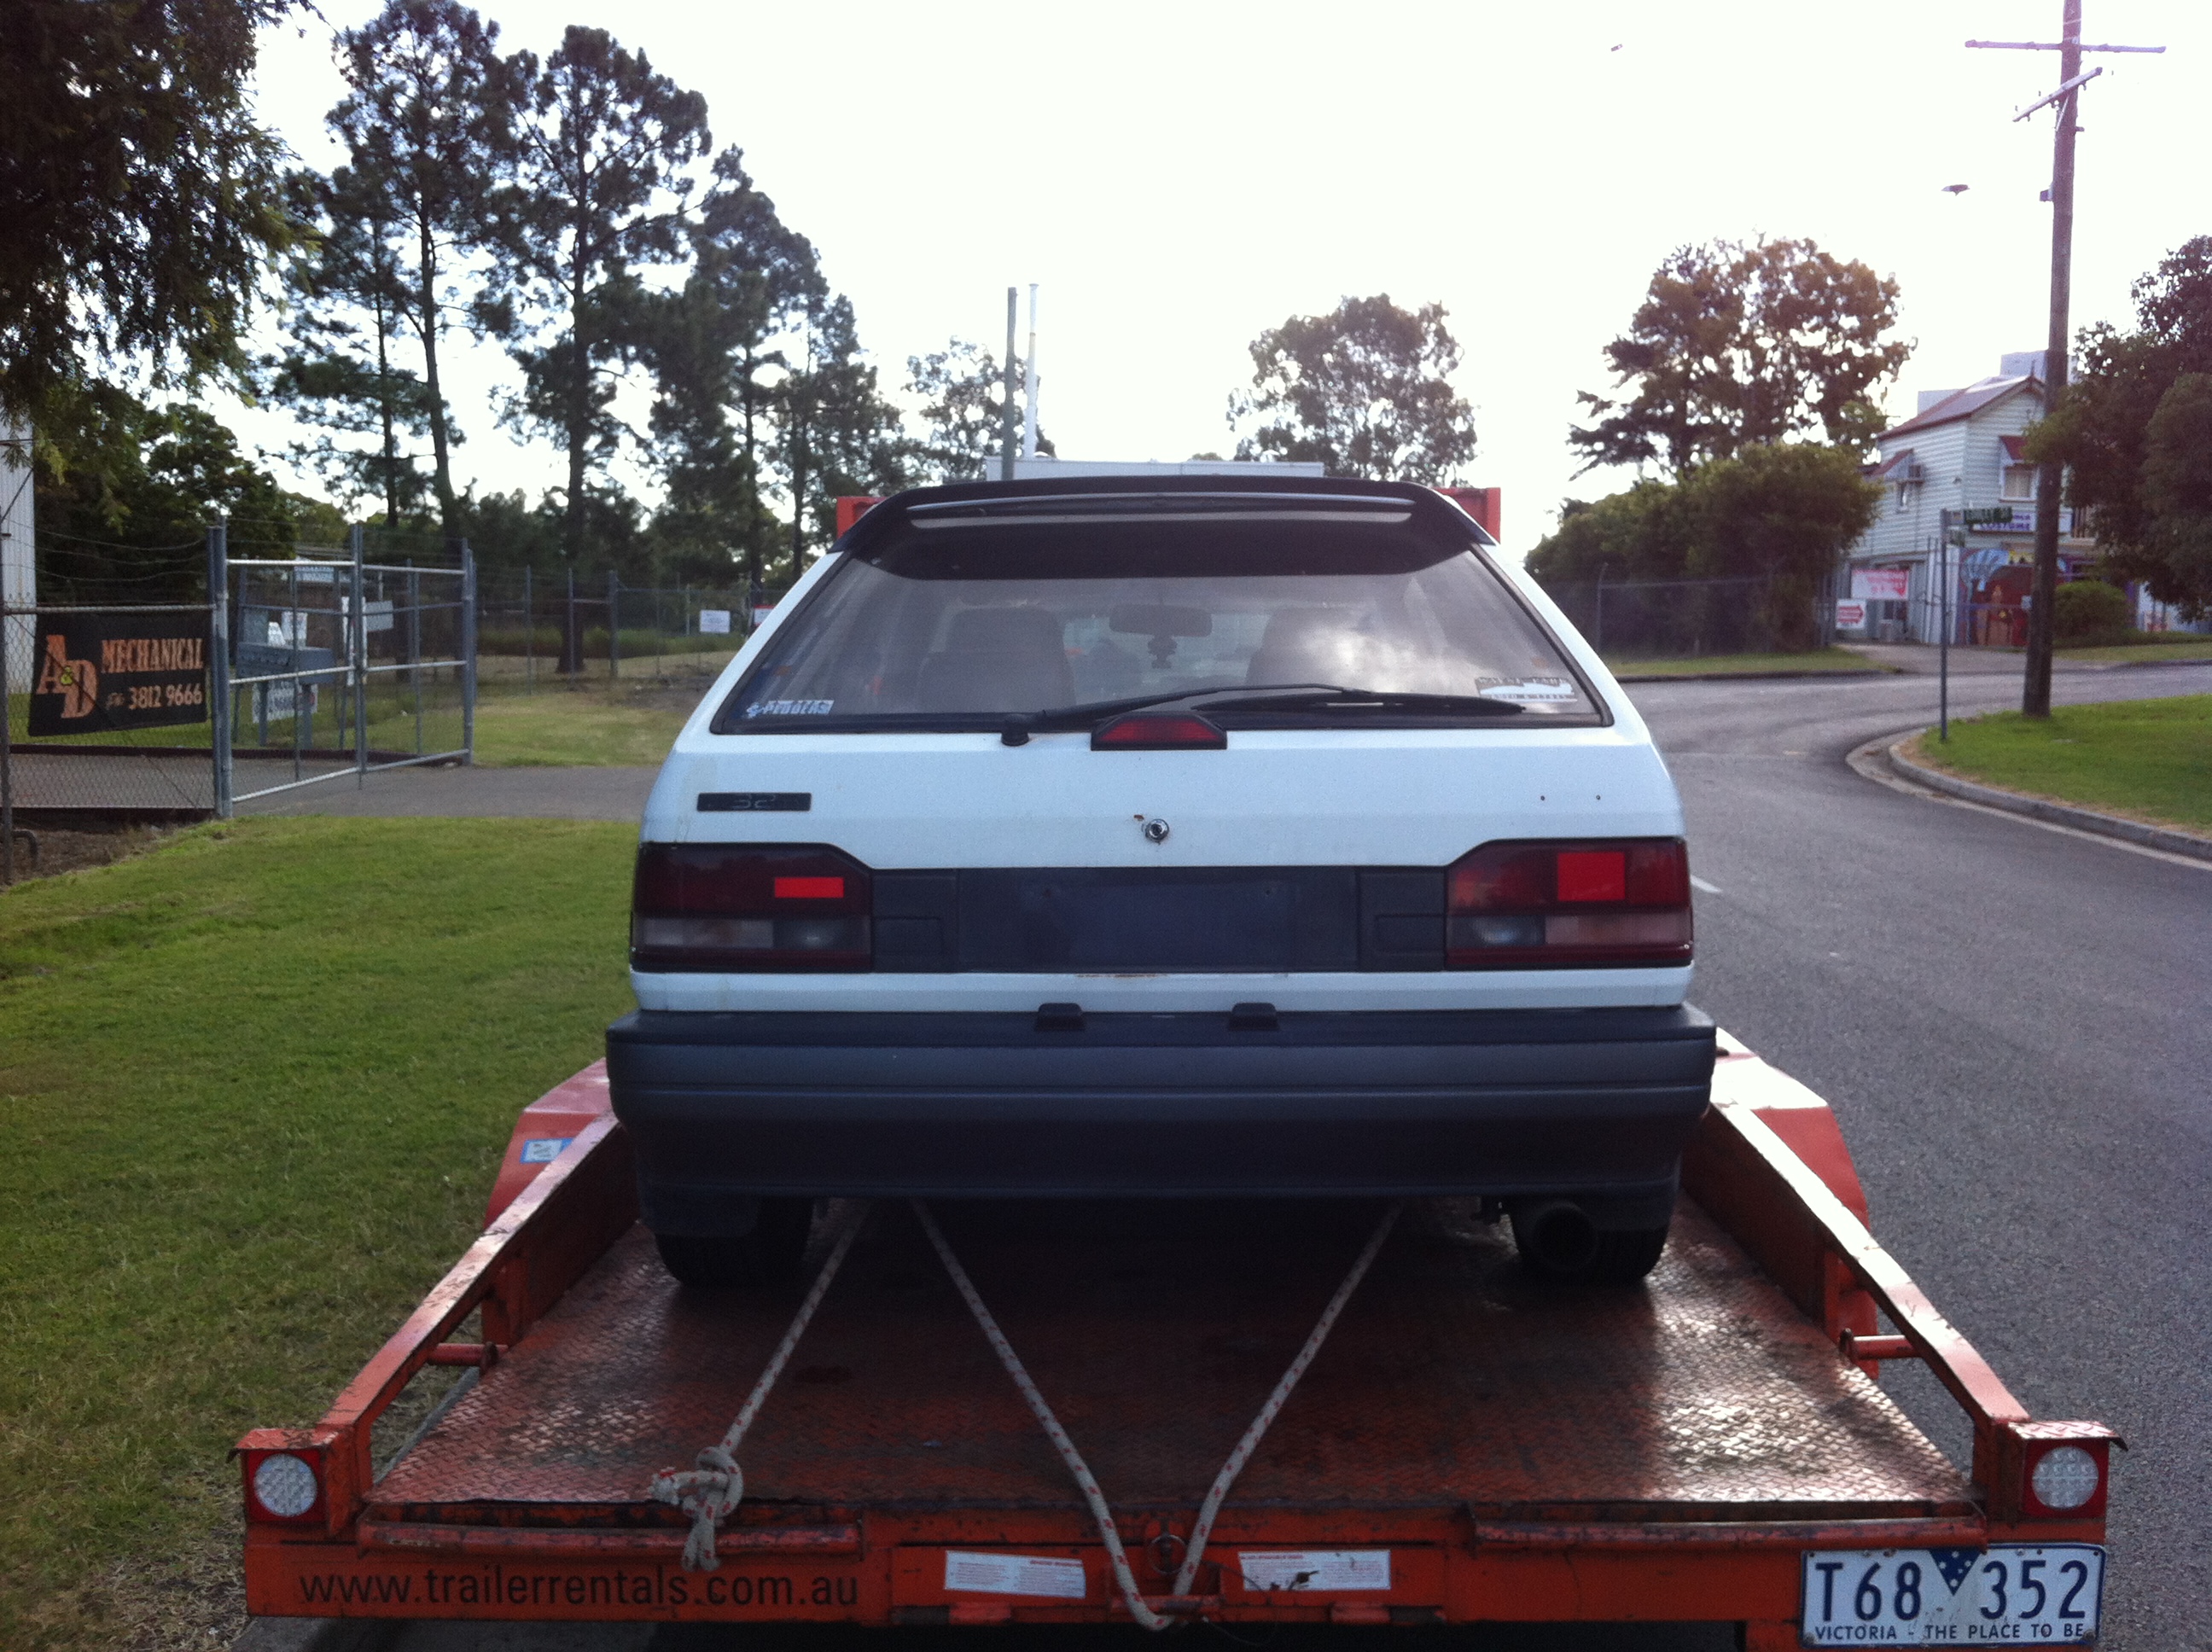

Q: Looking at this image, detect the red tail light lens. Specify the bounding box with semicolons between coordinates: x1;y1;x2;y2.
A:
1447;839;1691;969
1091;713;1229;750
632;844;871;971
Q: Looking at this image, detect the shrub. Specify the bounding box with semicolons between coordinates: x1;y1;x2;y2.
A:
2052;579;2134;644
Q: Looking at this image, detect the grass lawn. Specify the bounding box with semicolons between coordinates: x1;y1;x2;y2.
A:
1606;647;1891;678
0;817;637;1650
2054;637;2212;666
1906;695;2212;835
471;681;696;766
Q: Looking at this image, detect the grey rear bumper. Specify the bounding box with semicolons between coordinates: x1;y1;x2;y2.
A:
605;1005;1715;1230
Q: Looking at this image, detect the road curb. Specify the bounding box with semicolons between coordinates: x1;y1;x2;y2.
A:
1613;668;1896;683
1886;737;2212;864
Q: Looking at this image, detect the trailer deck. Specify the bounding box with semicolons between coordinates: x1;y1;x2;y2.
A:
237;1038;2119;1645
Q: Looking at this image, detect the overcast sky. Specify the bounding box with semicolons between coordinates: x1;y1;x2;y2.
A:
225;0;2209;558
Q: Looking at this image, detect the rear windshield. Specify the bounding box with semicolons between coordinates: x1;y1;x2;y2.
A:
714;509;1599;730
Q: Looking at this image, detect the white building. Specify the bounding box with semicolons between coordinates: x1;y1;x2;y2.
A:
2;415;32;691
1840;352;2099;645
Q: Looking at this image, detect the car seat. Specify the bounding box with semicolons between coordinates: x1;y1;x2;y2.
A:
916;607;1074;712
1244;607;1361;688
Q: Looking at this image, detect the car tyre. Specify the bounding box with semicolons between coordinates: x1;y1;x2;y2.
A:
655;1198;817;1288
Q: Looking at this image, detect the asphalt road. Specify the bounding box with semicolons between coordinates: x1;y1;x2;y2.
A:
244;659;2212;1652
1639;661;2212;1652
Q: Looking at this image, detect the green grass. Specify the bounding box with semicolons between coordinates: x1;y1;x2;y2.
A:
471;683;692;766
0;818;637;1649
1909;695;2212;834
2054;636;2212;665
1605;647;1891;678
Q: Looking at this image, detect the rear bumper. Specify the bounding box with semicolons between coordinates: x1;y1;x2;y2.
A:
605;1005;1715;1222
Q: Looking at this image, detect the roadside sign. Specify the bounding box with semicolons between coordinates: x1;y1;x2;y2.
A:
1834;600;1868;630
27;612;210;735
697;609;731;635
1852;569;1911;601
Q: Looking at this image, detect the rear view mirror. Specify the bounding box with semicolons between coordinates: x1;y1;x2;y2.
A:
1109;604;1212;638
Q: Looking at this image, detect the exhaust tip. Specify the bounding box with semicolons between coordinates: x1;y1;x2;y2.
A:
1512;1200;1602;1276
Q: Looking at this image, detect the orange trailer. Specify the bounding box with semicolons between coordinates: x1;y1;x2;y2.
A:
236;1035;2118;1645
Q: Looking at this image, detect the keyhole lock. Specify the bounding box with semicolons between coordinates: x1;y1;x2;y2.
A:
1142;818;1171;844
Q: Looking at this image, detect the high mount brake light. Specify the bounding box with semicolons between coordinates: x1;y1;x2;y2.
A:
1091;712;1228;751
632;844;871;971
1446;839;1692;969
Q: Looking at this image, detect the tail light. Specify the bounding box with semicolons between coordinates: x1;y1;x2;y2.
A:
1447;839;1691;969
632;844;871;970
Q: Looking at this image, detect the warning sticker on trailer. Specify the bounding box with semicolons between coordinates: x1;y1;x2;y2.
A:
943;1551;1087;1599
1237;1550;1392;1592
519;1138;572;1164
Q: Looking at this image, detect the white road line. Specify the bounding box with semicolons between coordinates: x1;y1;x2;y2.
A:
1690;875;1723;895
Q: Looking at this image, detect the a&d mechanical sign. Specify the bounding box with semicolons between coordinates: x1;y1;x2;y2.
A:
29;613;211;736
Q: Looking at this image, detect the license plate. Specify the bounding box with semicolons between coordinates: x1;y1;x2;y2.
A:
1800;1544;2104;1645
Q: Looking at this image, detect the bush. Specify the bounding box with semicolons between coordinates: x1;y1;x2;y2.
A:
2053;579;2134;644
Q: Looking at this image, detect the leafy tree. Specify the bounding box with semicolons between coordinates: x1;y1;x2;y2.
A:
2;0;295;455
1228;294;1476;481
263;166;437;526
327;0;511;533
905;340;1048;484
478;26;709;574
777;296;917;579
36;394;330;592
1528;443;1878;652
640;148;823;586
2029;237;2212;617
1570;239;1911;475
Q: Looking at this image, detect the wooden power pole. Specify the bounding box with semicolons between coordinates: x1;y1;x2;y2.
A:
1969;4;2163;718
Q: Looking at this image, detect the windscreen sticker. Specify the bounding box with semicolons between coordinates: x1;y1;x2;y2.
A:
1237;1550;1392;1591
743;699;835;718
943;1551;1087;1599
1476;678;1578;703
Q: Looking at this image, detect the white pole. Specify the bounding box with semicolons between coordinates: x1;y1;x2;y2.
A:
1022;284;1040;461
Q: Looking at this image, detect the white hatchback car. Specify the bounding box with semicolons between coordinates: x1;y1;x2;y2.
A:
608;475;1713;1285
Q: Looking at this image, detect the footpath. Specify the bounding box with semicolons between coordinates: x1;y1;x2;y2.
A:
239;765;658;822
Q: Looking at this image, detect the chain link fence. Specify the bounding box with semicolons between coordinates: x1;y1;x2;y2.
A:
3;526;475;870
475;570;746;693
1536;574;1841;660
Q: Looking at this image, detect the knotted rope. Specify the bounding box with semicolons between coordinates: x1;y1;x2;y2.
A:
650;1203;867;1570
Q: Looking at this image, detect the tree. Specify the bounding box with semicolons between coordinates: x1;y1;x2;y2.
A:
1528;444;1878;653
263;166;437;526
2029;237;2212;617
1;0;294;453
1570;238;1911;475
478;26;709;575
1228;294;1476;481
640;148;823;586
328;0;510;534
777;296;917;578
905;340;1048;484
36;394;332;591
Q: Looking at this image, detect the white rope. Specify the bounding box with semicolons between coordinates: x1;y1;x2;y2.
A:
651;1203;868;1570
911;1200;1173;1631
1172;1200;1403;1597
914;1198;1404;1628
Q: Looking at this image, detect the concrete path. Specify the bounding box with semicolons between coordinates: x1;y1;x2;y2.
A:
1838;640;2208;676
239;763;657;822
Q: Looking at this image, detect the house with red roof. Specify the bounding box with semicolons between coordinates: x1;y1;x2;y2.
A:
1839;352;2101;645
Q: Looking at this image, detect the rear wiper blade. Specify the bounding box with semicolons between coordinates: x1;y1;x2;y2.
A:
1007;682;1347;736
1197;687;1527;716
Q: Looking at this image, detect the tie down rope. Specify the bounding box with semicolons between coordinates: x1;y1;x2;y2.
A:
649;1203;869;1570
654;1193;1404;1617
911;1197;1405;1629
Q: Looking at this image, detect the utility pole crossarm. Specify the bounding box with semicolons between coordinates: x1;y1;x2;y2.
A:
2016;67;2102;121
1965;38;2164;50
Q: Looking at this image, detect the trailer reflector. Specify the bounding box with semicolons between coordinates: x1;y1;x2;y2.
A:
249;1451;320;1521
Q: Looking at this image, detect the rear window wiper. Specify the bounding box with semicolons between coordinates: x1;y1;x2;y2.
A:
1196;687;1527;717
1008;682;1348;736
